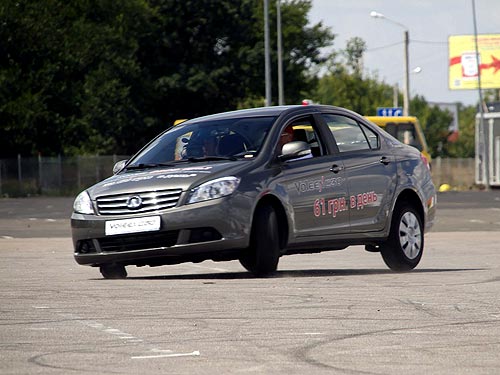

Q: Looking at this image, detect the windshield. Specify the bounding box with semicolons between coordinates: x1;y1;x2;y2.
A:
128;116;277;166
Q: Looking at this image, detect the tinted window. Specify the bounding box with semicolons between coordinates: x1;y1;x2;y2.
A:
281;117;325;157
322;114;375;152
130;116;276;164
385;122;422;151
361;124;379;149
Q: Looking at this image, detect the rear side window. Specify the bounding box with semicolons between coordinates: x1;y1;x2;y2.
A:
385;122;422;151
322;114;378;152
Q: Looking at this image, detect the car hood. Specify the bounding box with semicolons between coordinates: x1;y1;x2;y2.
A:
87;161;247;198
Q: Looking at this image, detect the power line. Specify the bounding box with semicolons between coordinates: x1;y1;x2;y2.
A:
367;38;446;53
412;39;447;45
366;41;403;52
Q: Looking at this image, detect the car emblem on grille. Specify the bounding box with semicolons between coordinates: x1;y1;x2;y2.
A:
126;195;143;209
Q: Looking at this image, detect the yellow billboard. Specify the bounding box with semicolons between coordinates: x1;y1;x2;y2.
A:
449;34;500;90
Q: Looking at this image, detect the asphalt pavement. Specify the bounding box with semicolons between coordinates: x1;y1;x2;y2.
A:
1;190;500;238
0;191;499;374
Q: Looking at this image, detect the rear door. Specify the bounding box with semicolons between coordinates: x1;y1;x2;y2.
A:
320;113;397;233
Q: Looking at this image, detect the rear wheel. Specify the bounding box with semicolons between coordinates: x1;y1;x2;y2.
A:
99;264;127;279
239;205;280;276
381;204;423;271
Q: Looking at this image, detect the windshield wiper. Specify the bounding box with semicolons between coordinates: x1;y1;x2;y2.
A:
125;162;178;170
187;156;238;162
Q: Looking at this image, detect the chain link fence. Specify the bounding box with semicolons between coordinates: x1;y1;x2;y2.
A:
0;155;129;197
0;155;477;197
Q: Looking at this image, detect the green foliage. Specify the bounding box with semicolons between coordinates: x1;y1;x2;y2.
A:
446;104;477;158
0;0;153;156
0;0;333;157
311;36;477;158
344;37;366;75
315;70;395;115
0;1;478;158
273;0;334;104
410;95;454;157
313;37;394;114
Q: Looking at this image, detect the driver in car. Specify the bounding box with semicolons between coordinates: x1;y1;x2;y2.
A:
279;125;295;152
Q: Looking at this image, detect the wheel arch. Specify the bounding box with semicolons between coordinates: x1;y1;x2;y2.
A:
253;194;289;250
393;188;425;227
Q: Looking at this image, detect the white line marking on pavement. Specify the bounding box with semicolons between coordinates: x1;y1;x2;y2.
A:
131;350;200;359
1;236;14;239
35;308;200;359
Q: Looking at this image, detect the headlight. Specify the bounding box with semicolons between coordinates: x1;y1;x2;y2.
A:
187;177;241;204
73;191;95;214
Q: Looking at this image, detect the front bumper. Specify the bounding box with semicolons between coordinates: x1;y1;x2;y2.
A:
72;195;252;267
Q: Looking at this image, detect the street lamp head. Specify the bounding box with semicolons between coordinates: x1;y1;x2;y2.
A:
370;10;410;116
370;11;407;31
370;11;385;19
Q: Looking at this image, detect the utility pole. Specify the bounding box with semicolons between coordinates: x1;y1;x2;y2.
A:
370;11;410;116
403;30;410;116
472;0;488;187
264;0;272;106
277;0;284;105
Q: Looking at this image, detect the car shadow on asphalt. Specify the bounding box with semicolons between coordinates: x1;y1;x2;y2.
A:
119;268;482;280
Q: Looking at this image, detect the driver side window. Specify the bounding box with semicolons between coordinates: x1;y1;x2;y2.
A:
281;117;325;157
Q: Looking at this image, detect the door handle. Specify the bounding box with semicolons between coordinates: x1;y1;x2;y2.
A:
380;156;391;165
330;164;344;174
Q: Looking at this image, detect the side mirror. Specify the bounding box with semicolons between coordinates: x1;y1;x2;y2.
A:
278;141;312;162
112;160;128;174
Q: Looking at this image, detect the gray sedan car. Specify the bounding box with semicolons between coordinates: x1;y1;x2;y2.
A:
71;105;436;278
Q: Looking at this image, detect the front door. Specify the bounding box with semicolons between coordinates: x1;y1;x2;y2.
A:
275;115;351;237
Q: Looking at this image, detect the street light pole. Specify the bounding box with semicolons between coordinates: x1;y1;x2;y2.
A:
277;0;284;105
403;29;410;116
370;11;410;116
264;0;271;106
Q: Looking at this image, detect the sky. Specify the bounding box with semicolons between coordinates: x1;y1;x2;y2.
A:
308;0;500;106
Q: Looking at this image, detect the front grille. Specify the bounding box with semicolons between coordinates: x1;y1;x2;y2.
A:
96;189;182;215
98;231;179;252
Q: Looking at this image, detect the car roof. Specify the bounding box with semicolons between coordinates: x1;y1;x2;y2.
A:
184;105;348;123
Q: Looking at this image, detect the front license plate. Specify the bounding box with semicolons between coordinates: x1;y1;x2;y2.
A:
105;216;161;236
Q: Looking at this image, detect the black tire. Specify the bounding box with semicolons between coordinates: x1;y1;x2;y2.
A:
380;204;424;271
239;205;280;276
100;264;127;279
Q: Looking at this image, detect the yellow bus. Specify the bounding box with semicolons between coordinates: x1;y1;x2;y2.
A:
365;116;431;167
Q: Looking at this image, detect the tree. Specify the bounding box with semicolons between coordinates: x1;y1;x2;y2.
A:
313;37;394;115
0;0;334;157
410;95;454;158
445;104;477;158
0;0;154;156
344;37;366;76
271;0;334;104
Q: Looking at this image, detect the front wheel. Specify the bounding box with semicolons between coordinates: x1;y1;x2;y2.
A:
380;204;424;271
99;264;127;279
239;205;280;277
